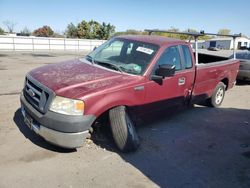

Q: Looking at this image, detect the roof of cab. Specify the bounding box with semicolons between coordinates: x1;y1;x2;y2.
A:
115;35;184;46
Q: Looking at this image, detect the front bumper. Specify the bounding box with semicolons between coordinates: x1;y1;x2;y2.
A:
20;92;96;148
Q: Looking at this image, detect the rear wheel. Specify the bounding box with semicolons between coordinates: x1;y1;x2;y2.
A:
207;82;226;107
109;106;140;152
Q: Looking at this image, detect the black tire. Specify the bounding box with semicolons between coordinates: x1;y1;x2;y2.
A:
109;106;140;152
207;82;226;107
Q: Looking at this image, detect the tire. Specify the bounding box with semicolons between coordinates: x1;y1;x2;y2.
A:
109;106;140;152
207;82;226;107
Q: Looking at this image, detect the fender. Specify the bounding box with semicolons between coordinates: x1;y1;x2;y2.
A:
83;85;146;117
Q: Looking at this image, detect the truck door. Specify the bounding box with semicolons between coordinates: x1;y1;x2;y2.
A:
144;45;195;112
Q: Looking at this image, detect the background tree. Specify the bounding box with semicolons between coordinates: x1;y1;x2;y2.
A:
52;32;65;38
149;27;180;38
180;28;198;40
0;27;4;35
76;20;115;39
77;20;90;38
99;22;115;39
19;27;31;36
88;20;102;39
218;29;231;36
182;28;211;40
165;27;180;38
3;20;16;33
114;29;146;36
33;25;54;37
65;23;78;38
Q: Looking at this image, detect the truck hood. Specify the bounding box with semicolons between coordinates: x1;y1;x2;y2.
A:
29;59;139;99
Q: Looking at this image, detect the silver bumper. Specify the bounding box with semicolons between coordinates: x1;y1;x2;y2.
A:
21;106;89;149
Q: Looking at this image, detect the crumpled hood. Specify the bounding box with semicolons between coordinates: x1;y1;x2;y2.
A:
29;59;137;98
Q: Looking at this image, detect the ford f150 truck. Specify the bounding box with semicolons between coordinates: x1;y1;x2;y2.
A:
20;34;239;151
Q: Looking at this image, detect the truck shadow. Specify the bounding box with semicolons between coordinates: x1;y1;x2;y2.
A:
13;106;250;187
13;108;76;153
92;106;250;188
236;80;250;85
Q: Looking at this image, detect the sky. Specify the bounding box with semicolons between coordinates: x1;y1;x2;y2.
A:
0;0;249;37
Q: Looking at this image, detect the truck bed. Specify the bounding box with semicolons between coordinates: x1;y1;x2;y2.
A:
193;59;239;100
196;53;229;64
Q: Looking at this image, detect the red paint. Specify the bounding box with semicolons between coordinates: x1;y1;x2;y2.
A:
28;35;240;117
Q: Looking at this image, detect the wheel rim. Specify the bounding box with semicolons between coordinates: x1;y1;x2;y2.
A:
215;87;224;104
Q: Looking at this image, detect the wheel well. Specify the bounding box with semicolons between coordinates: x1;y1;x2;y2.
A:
221;78;229;90
93;110;109;126
93;105;131;127
90;106;130;138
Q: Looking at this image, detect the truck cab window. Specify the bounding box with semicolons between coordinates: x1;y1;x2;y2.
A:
155;46;181;72
182;45;193;69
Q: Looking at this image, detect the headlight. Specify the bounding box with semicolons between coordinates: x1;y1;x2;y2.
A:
50;96;84;115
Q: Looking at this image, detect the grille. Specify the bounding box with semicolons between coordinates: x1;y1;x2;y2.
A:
24;76;53;113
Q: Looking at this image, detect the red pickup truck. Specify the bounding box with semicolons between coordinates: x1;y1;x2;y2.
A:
20;35;239;151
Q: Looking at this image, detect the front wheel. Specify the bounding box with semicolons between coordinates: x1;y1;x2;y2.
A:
109;106;140;152
207;82;226;107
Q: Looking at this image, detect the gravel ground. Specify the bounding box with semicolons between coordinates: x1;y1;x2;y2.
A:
0;51;250;188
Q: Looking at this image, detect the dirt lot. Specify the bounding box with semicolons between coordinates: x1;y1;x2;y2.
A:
0;51;250;188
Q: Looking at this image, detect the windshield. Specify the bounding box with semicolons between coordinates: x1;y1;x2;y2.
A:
86;38;159;75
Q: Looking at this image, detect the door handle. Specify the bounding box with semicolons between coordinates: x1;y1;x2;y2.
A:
178;77;185;85
134;85;144;91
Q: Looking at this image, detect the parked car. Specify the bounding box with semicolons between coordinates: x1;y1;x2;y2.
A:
20;35;239;152
208;46;220;51
239;46;248;50
235;52;250;81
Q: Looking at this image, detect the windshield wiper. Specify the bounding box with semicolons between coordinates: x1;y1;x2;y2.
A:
97;61;123;73
86;56;123;73
85;55;95;64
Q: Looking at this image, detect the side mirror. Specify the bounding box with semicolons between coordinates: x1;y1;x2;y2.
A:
156;64;175;77
150;64;175;85
93;46;97;51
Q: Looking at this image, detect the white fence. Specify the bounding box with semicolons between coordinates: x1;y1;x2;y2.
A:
0;35;106;51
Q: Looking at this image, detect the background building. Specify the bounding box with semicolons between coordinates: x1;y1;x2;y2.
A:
203;37;250;49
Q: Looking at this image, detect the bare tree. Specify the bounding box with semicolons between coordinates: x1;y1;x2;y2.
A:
218;29;231;36
3;20;16;33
